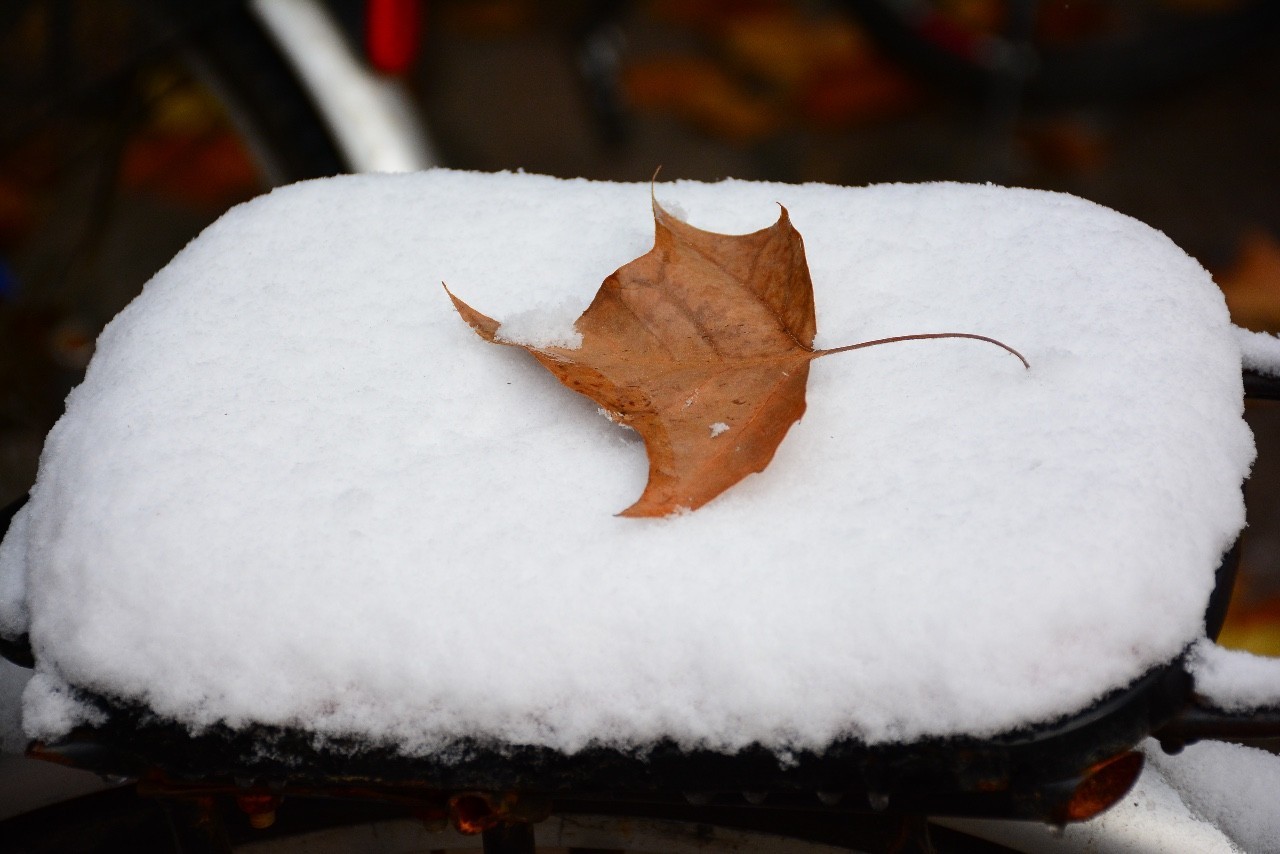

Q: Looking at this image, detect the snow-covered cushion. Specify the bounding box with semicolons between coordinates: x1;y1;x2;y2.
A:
0;171;1254;756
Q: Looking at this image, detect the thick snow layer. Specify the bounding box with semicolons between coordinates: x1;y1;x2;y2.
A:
1188;640;1280;711
0;171;1255;754
1236;327;1280;377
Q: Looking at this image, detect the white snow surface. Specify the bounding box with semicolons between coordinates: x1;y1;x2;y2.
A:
1145;739;1280;854
0;171;1256;755
1188;640;1280;711
494;298;584;349
1236;326;1280;377
940;740;1249;853
0;659;31;753
0;503;29;639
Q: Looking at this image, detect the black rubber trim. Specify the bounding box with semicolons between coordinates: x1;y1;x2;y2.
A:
34;654;1184;822
1245;369;1280;402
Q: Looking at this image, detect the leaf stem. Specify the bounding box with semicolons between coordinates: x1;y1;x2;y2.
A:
815;333;1030;369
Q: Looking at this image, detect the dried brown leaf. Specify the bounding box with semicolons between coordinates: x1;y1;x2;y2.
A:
447;196;1025;517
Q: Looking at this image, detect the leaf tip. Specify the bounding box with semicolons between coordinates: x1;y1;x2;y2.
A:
443;283;501;342
616;500;691;520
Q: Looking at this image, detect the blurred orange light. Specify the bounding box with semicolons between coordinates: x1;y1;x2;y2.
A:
1062;751;1144;822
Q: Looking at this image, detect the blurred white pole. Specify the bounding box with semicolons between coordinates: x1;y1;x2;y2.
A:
250;0;437;173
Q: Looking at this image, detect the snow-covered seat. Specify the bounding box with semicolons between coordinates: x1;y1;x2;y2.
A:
0;171;1273;828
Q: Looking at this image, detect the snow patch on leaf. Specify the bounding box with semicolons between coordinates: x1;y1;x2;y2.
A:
495;301;583;349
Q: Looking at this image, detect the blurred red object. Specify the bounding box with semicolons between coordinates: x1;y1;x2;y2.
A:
367;0;423;75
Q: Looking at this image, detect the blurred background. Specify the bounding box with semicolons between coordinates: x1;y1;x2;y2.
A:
1;0;1278;654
